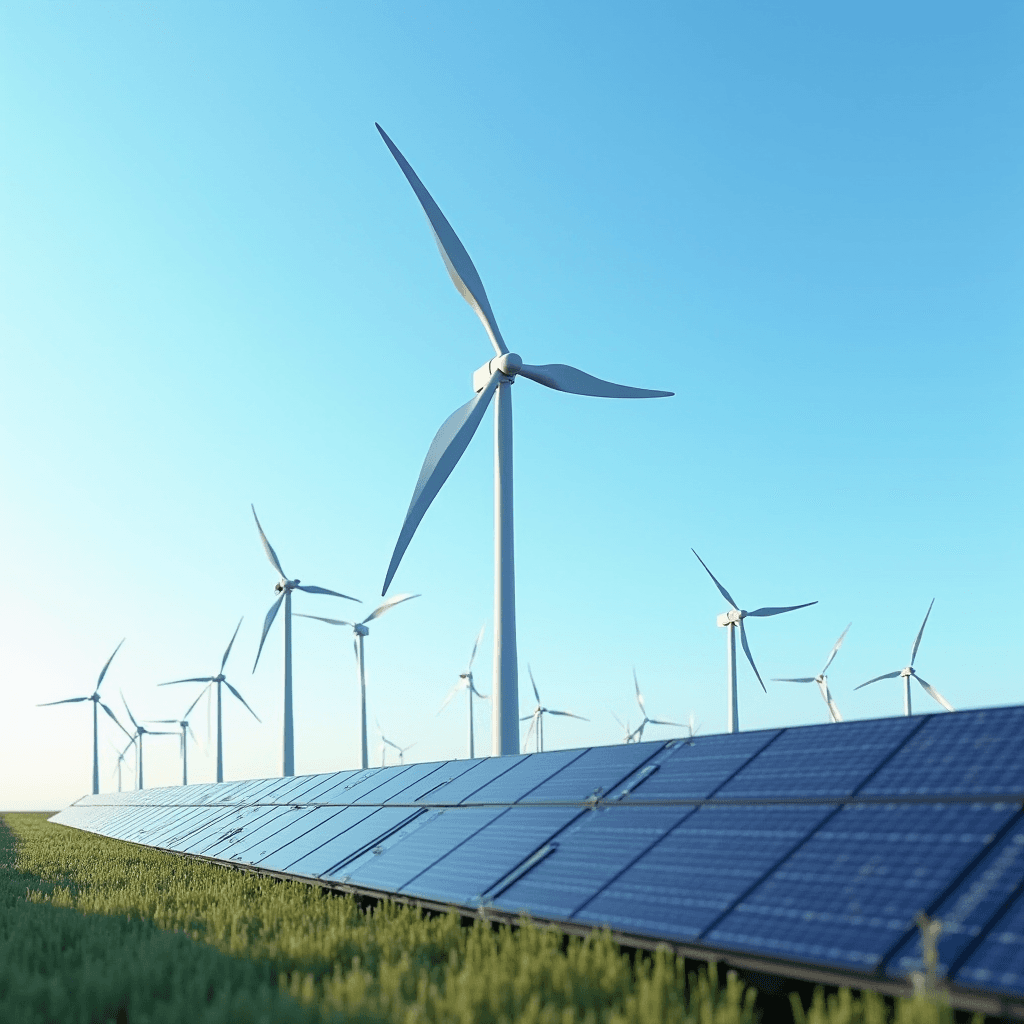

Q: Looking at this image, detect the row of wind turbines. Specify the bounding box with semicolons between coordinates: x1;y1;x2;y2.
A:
39;123;956;794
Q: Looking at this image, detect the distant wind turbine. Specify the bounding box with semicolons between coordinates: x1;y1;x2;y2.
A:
110;738;133;792
296;593;418;770
773;624;850;723
251;506;359;776
120;693;175;790
610;711;639;744
692;549;817;733
856;600;954;715
631;669;684;742
438;625;489;758
148;687;207;785
375;124;673;756
520;667;587;753
159;618;259;782
38;639;131;794
377;720;414;766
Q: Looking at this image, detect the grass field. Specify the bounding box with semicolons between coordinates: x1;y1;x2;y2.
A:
0;812;975;1023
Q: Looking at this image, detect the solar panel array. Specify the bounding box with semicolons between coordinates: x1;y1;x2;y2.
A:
51;705;1024;1012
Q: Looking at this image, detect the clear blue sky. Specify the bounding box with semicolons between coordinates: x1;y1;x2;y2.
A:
2;2;1021;810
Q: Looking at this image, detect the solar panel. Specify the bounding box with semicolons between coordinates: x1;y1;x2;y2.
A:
49;705;1024;1014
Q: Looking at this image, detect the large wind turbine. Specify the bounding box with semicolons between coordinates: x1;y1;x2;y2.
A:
692;550;817;733
631;670;684;742
159;618;259;782
438;626;489;758
149;687;206;785
376;124;673;756
296;593;418;770
856;600;954;715
38;639;131;794
520;667;587;753
773;624;850;723
251;506;358;776
120;694;175;790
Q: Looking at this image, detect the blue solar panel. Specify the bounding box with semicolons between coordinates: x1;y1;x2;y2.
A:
861;706;1024;797
250;807;351;871
409;755;521;804
716;716;919;799
886;813;1024;980
706;801;1018;971
460;748;588;804
518;743;659;803
574;803;834;940
953;887;1024;996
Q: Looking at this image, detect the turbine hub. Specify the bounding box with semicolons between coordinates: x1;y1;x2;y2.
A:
717;609;744;627
276;578;299;593
473;352;523;392
354;623;369;637
901;666;913;678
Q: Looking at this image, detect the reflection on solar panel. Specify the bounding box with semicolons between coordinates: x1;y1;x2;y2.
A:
51;705;1024;1017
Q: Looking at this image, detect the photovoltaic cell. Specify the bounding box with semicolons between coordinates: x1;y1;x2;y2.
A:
409;755;521;805
460;748;587;804
706;802;1018;970
953;888;1024;996
517;743;659;804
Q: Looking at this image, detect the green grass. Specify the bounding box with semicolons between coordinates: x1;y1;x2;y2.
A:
0;812;977;1023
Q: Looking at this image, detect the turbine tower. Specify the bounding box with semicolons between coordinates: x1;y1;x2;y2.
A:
251;506;358;776
773;624;850;723
38;639;131;794
631;669;684;742
520;667;587;753
296;594;418;770
159;618;259;782
692;549;817;733
149;687;206;785
856;600;955;715
375;124;673;756
438;625;489;758
120;694;175;790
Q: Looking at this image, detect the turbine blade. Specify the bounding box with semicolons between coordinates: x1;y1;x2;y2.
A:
466;624;485;673
376;123;508;357
469;682;489;699
529;665;540;705
362;592;419;625
251;505;286;578
382;374;500;595
220;617;244;673
37;696;90;706
100;702;132;740
821;623;852;676
633;668;646;713
120;692;139;731
771;677;817;683
911;599;935;666
854;670;902;689
296;585;360;601
738;620;766;691
96;639;126;691
253;593;285;672
159;677;215;686
691;550;739;610
913;672;955;712
438;679;466;712
295;613;354;627
517;362;673;399
822;682;843;723
646;717;684;727
148;719;179;723
546;709;588;720
225;681;261;722
746;602;818;617
183;686;209;719
522;713;538;753
187;724;197;743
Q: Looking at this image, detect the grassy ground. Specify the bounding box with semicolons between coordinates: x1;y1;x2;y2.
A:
0;812;975;1024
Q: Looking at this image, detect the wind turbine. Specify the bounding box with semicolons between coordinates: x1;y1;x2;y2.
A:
520;667;588;753
251;506;359;776
692;549;817;734
110;738;134;792
296;593;418;770
438;625;489;758
773;624;850;723
631;669;684;742
148;687;206;785
856;600;954;715
375;124;673;757
38;639;131;794
159;618;259;782
120;693;176;790
610;711;639;744
378;721;415;766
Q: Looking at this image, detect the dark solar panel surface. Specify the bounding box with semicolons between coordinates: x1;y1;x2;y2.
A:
48;706;1024;1005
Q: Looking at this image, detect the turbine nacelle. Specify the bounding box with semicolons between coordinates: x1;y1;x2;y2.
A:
274;578;300;593
354;623;370;637
473;352;523;392
717;609;745;627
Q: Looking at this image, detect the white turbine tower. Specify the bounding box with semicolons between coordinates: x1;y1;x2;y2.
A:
120;694;175;790
159;618;260;782
296;593;418;770
631;670;684;742
38;639;131;794
376;124;673;756
251;506;359;776
110;739;133;792
520;667;588;753
438;626;489;758
692;550;817;734
378;720;414;766
773;624;850;723
149;687;206;785
856;600;955;715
